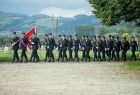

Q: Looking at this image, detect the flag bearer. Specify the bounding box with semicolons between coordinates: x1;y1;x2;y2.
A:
19;33;30;62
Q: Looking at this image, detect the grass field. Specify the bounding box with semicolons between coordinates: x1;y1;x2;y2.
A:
0;49;139;61
0;50;88;62
0;50;139;62
0;49;140;71
122;61;140;72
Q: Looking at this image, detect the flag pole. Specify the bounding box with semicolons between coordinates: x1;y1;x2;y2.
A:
35;26;37;35
52;14;54;35
56;18;59;36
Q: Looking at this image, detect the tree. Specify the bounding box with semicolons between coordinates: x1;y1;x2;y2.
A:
88;0;140;26
0;36;11;46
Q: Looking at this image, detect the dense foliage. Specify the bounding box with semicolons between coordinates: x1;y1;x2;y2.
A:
88;0;140;26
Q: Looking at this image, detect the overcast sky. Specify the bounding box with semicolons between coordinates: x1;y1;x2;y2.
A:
0;0;92;17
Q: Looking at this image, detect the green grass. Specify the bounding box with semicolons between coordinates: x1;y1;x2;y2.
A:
0;50;93;62
0;50;139;63
123;61;140;72
1;50;140;73
0;50;12;62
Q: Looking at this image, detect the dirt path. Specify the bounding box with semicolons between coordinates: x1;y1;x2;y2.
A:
0;62;140;95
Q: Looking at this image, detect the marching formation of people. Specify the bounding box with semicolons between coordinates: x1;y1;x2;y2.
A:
11;32;139;63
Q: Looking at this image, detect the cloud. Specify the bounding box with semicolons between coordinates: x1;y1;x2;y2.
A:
0;0;92;15
39;7;91;18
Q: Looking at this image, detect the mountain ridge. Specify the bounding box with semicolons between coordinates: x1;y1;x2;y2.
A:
0;11;100;35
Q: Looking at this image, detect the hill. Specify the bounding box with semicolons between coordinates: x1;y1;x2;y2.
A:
0;11;100;36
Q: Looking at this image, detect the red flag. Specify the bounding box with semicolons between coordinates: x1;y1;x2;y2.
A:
25;27;37;40
25;27;37;49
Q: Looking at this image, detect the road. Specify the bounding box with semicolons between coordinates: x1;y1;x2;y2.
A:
0;62;140;95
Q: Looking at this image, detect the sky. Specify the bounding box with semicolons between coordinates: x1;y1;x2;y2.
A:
0;0;92;18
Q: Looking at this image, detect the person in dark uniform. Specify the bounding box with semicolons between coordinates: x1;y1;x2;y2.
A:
44;34;50;62
80;36;86;61
112;36;117;61
121;37;130;61
73;35;80;62
130;36;138;61
62;35;68;62
116;37;122;61
30;33;41;62
48;33;56;62
85;36;92;61
92;36;98;61
107;35;113;61
57;35;63;62
102;36;107;61
97;36;103;61
68;35;73;61
19;33;30;62
11;32;20;62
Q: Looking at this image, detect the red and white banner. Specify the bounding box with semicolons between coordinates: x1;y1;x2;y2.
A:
25;27;37;49
25;27;37;41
